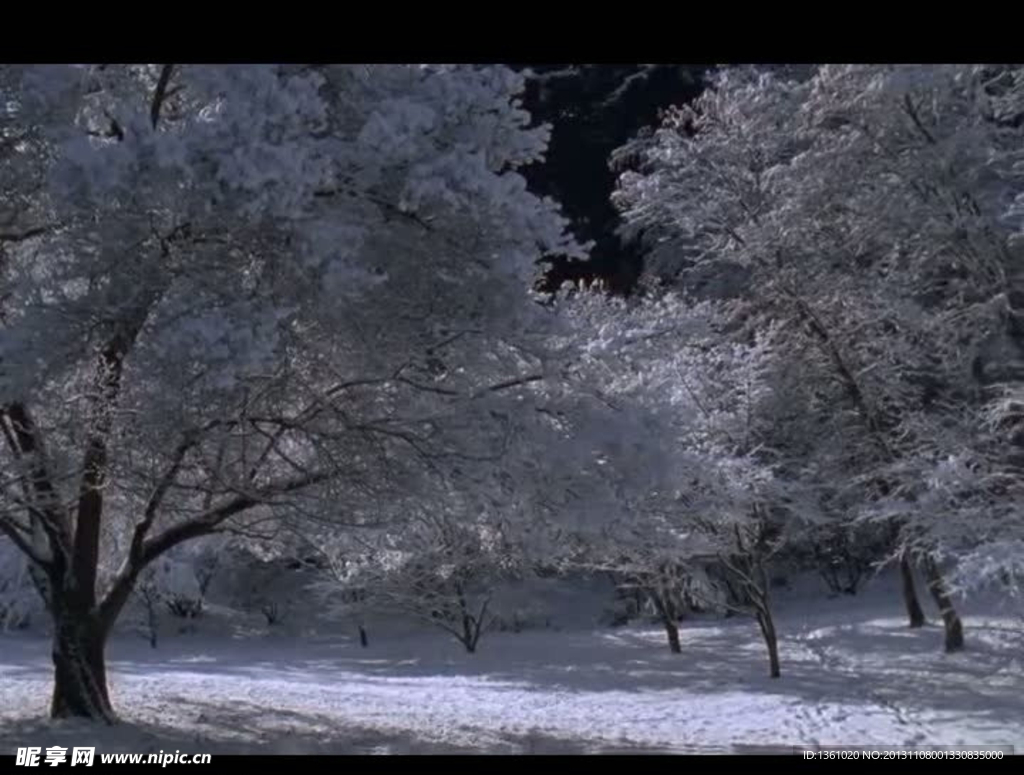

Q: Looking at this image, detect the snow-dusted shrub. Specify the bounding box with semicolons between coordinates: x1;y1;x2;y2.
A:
318;510;522;653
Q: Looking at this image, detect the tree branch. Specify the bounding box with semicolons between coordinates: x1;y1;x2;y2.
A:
0;226;49;244
480;373;544;395
0;403;70;544
0;515;50;568
127;422;220;567
902;94;937;146
150;65;175;129
98;468;333;629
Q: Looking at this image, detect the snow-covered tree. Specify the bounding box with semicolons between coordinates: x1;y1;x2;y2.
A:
614;65;1024;651
551;289;801;675
0;64;577;721
317;500;525;653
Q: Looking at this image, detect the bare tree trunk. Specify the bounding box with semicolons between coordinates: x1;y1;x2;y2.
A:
751;568;781;679
650;590;682;653
454;589;489;653
663;618;682;654
145;599;158;649
756;610;781;679
921;556;965;652
900;555;926;628
461;613;477;653
50;608;115;723
720;540;781;679
358;625;369;648
137;575;160;649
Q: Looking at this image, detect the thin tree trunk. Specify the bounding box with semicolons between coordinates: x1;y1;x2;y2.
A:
456;588;477;653
900;555;926;628
461;614;477;653
146;601;158;649
751;556;780;678
663;618;682;654
358;625;369;648
921;557;965;652
756;610;781;678
50;611;115;723
651;590;682;653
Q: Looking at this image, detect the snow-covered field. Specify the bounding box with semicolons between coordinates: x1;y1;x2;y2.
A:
2;577;1023;755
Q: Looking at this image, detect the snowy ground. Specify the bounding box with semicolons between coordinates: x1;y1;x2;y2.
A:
2;576;1023;754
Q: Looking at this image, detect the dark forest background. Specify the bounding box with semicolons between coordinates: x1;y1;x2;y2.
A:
513;65;710;294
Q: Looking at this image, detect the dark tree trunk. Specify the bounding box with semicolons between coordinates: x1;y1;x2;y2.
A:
358;625;369;648
454;590;489;653
755;608;781;678
650;590;682;653
921;557;965;652
461;613;477;653
752;556;780;678
140;587;159;649
900;555;926;628
663;618;682;654
50;611;115;723
722;549;781;679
